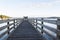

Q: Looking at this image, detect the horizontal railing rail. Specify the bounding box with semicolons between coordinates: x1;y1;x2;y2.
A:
0;18;23;40
29;17;60;40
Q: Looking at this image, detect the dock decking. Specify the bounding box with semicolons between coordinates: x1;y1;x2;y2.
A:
7;21;44;40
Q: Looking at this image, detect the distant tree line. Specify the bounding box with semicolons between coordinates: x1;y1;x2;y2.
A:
0;15;11;20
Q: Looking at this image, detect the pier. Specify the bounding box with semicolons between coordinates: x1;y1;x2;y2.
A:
0;17;60;40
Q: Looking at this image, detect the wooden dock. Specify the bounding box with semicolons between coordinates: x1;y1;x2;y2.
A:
7;21;44;40
0;17;60;40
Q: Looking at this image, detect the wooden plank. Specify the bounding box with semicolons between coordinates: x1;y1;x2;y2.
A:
37;19;41;21
37;19;57;24
0;23;14;31
0;18;22;38
0;19;14;24
33;23;36;26
57;21;60;25
57;19;60;40
0;18;22;24
37;23;59;33
43;20;57;24
7;21;44;40
37;17;58;19
7;21;10;34
13;20;15;29
37;26;57;40
36;19;37;29
41;18;43;34
0;26;14;38
15;18;23;20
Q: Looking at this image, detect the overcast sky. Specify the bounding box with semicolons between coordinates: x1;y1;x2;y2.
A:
0;0;60;17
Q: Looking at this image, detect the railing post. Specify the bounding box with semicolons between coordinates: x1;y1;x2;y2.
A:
41;18;43;34
57;19;60;40
14;19;15;29
36;18;37;29
31;19;34;26
7;21;9;34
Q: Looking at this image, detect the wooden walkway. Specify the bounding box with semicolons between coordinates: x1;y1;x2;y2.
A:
7;21;44;40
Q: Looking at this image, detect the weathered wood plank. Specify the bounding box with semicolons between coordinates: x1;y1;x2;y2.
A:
0;26;14;38
0;18;22;24
37;26;57;40
7;21;44;40
37;23;59;33
37;19;57;24
0;23;14;31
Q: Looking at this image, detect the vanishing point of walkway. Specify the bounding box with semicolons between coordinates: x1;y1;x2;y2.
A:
7;20;44;40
